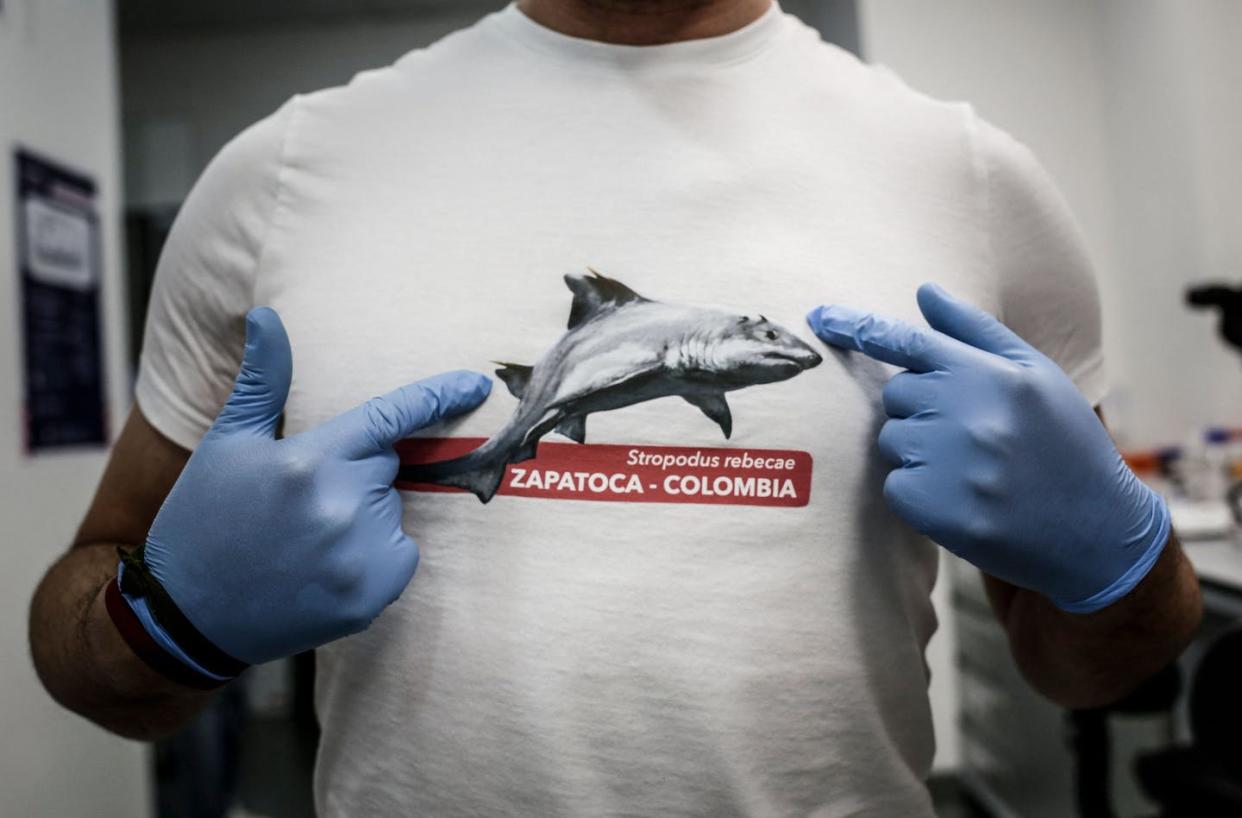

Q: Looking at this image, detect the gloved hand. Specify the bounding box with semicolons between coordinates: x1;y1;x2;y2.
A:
806;284;1170;614
112;308;491;684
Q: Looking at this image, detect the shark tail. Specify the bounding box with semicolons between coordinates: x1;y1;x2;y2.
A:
398;450;510;504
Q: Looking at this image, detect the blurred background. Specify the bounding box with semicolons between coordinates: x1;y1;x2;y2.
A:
2;1;1240;816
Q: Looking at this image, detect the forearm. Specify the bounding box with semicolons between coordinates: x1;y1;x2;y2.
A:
29;542;213;740
985;531;1202;709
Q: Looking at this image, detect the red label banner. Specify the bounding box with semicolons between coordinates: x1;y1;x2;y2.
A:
395;438;813;507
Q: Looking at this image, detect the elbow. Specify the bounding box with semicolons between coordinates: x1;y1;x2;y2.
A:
74;705;199;743
27;574;87;717
28;569;208;743
1022;567;1204;711
27;583;132;740
31;638;205;742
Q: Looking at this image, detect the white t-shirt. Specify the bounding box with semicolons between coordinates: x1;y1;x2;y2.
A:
136;4;1105;816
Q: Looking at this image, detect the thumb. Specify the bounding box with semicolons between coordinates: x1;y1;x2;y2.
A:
916;283;1036;361
309;370;492;458
211;307;292;437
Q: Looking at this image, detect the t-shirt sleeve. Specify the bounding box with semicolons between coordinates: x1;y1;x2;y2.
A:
972;115;1108;407
134;99;297;450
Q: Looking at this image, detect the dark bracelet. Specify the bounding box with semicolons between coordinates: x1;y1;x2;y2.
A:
108;544;249;687
104;579;227;690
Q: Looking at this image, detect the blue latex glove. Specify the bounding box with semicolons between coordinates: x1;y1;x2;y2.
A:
118;308;491;675
806;284;1170;613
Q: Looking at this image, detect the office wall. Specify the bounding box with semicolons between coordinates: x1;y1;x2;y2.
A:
0;1;149;817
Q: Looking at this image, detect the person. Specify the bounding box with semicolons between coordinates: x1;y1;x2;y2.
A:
29;1;1201;815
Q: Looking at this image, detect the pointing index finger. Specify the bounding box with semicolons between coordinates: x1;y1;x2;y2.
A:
308;370;493;458
806;304;968;373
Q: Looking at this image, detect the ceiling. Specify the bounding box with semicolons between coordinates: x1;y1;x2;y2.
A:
117;0;496;35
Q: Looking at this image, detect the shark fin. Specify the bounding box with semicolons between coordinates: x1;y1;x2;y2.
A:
564;269;650;329
493;362;534;399
684;393;733;439
513;438;540;463
554;415;586;443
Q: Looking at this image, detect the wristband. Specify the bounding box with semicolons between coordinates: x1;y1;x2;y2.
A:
105;544;249;689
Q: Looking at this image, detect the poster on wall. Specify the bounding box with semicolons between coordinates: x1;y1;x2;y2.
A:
16;148;108;452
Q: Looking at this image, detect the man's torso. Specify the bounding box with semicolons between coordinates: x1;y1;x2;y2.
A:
250;7;998;815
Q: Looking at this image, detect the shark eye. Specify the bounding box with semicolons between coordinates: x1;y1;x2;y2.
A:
765;329;778;340
738;316;749;323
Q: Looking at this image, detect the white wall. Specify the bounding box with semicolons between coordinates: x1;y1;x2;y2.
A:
1089;0;1242;448
860;0;1242;449
0;1;149;817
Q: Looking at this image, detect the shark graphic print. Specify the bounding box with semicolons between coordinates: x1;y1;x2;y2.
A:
397;271;822;505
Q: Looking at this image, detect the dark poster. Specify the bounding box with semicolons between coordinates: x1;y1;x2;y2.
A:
16;149;108;451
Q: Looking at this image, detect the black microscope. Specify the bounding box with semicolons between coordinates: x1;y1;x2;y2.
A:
1188;283;1242;352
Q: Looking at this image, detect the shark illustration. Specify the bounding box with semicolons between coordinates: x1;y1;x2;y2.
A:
398;270;823;502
